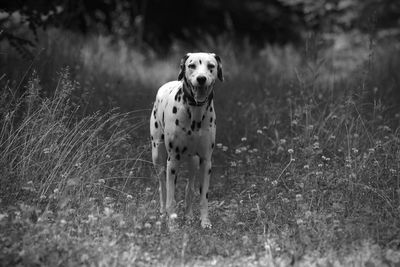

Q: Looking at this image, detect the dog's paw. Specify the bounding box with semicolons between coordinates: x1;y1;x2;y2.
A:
201;218;212;229
167;213;179;232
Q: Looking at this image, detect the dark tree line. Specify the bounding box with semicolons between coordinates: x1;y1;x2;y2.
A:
1;0;399;52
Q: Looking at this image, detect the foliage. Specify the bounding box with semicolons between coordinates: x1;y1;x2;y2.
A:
1;27;400;265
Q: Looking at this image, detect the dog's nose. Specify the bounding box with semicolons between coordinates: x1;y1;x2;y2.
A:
196;76;206;85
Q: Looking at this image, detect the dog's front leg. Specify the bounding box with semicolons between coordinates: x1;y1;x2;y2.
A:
199;158;212;228
166;158;179;228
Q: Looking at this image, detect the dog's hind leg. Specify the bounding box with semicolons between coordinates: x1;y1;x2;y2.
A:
185;156;199;222
199;157;212;228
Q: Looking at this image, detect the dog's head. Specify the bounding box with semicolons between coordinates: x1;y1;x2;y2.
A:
178;52;223;103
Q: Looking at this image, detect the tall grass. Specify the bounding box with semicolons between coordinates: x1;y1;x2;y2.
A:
1;27;400;265
0;67;149;209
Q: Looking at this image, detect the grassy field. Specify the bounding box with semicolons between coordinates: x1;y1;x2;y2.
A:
1;28;400;266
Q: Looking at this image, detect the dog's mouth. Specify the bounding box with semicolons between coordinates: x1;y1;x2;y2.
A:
191;86;210;103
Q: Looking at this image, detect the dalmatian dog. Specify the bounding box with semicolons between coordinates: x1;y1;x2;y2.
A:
150;52;223;229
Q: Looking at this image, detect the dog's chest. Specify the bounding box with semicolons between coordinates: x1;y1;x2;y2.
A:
164;98;216;157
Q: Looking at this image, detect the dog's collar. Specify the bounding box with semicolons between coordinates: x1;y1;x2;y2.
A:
182;78;213;107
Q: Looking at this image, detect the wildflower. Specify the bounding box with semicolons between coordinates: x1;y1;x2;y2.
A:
271;180;278;187
390;169;396;174
257;129;263;134
149;215;156;220
290;158;296;162
129;171;134;176
222;146;228;152
291;120;298;126
150;200;157;205
280;139;286;145
352;148;359;154
304;210;312;219
144;222;151;228
60;219;67;226
241;137;247;142
316;171;323;175
329;134;336;140
288;148;294;154
318;163;323;168
295;194;303;202
104;207;113;216
155;221;162;229
345;164;351;168
0;213;8;221
252;148;259;153
74;162;82;168
88;214;97;223
98;179;105;184
126;194;133;200
353;133;359;138
106;154;111;159
282;198;290;203
170;213;178;219
303;164;310;169
216;143;223;149
313;142;320;149
235;148;241;154
230;161;237;167
296;218;304;225
53;188;59;194
262;126;268;130
43;147;51;154
385;249;400;263
373;160;379;166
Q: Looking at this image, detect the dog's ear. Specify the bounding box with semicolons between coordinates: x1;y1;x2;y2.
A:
213;54;224;82
178;53;190;81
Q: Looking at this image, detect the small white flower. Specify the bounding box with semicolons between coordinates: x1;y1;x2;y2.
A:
98;179;105;184
222;146;228;152
296;218;304;225
280;139;286;145
295;194;303;202
288;148;294;154
126;194;133;200
216;143;223;149
144;222;151;228
241;137;247;142
257;129;263;134
303;164;310;169
170;213;178;219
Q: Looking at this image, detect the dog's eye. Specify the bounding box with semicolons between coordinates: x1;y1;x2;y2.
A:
207;64;215;69
188;63;196;69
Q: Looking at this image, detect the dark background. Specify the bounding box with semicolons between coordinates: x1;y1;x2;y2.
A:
2;0;400;53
